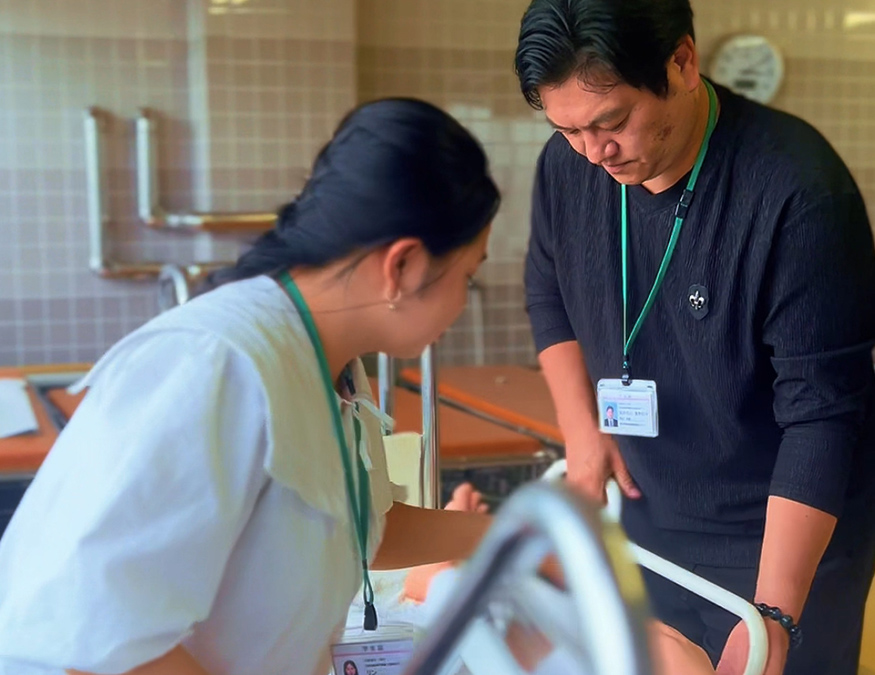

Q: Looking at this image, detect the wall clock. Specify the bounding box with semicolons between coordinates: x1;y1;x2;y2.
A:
709;34;784;104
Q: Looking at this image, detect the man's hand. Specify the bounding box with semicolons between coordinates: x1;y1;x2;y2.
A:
717;619;788;675
565;428;641;505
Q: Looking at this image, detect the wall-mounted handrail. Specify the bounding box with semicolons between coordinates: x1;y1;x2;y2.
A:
84;107;230;281
136;109;276;234
402;481;654;675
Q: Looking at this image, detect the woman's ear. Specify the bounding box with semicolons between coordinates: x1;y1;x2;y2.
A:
381;238;431;305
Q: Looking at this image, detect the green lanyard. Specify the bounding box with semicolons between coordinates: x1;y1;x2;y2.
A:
278;271;378;631
621;80;719;385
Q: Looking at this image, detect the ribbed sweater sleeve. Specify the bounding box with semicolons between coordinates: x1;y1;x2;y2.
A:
763;192;875;516
525;148;577;353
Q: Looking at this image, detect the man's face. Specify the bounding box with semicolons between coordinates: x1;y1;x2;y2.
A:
538;42;701;188
607;407;614;419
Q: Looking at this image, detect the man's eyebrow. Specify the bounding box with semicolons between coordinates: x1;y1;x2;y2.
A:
545;108;626;132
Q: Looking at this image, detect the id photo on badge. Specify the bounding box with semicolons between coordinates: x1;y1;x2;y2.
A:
603;402;620;429
338;660;360;675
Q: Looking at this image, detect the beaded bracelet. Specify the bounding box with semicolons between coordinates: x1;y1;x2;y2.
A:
754;603;803;649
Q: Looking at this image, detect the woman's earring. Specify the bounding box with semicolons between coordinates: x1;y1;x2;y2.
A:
387;290;401;311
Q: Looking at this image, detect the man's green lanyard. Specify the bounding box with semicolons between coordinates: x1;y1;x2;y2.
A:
621;80;719;385
278;271;378;631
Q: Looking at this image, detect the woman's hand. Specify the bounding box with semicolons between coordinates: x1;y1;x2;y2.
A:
402;483;489;602
446;482;489;514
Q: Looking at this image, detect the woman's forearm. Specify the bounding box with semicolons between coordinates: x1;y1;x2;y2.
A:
69;645;210;675
372;501;490;570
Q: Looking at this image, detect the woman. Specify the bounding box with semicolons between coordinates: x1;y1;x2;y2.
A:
0;98;498;675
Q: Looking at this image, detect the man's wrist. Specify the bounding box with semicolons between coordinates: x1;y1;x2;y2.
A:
754;582;804;620
561;418;600;442
755;602;802;651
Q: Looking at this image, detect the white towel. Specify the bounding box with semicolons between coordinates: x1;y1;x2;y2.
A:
0;379;39;439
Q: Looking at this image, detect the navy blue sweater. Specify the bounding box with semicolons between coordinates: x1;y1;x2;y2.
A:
526;84;875;566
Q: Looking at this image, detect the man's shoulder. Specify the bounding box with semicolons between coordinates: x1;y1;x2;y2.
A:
720;89;856;197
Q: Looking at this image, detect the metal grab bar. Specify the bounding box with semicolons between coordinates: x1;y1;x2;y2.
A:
83;107;231;281
377;353;395;432
541;459;768;675
157;264;194;311
419;345;440;510
376;346;440;509
631;545;767;675
136;109;276;234
402;481;654;675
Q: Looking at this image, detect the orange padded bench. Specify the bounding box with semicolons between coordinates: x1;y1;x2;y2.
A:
367;378;544;468
45;388;87;421
400;365;563;445
0;368;60;474
33;376;546;469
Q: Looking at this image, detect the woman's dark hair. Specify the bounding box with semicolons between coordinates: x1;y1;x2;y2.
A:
343;660;358;675
514;0;695;109
201;98;499;292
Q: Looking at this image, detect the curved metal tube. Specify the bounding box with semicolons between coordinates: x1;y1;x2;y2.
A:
403;482;654;675
542;459;768;675
157;264;192;312
136;109;276;233
631;545;767;675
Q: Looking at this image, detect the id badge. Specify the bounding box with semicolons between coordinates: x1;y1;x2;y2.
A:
596;379;659;438
331;623;420;675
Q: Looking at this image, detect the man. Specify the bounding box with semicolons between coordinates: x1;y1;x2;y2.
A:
514;2;875;674
604;405;618;428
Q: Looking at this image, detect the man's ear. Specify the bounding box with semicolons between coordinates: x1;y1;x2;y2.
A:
670;35;701;93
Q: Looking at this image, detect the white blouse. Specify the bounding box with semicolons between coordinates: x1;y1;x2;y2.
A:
0;276;395;675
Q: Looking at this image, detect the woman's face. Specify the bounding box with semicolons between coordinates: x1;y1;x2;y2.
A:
344;663;357;675
383;226;491;359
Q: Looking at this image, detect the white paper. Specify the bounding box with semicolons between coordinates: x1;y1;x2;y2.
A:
0;378;39;439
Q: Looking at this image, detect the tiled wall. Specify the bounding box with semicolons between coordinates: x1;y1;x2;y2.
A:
0;0;356;366
694;2;875;210
358;0;548;366
0;0;192;366
3;0;875;367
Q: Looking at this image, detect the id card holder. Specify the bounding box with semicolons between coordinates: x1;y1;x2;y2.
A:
331;623;421;675
596;379;659;438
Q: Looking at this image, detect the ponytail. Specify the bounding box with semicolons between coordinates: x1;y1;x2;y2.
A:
197;98;500;296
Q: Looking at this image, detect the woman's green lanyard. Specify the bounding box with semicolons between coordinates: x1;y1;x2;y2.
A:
278;271;378;631
620;80;719;385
